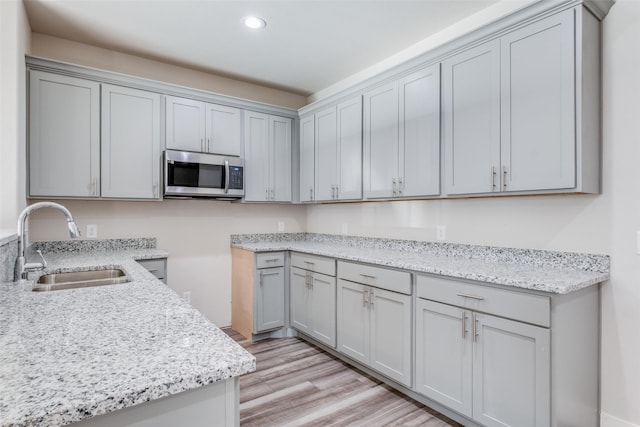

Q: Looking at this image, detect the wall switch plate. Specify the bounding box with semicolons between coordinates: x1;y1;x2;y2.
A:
278;221;285;232
182;291;191;305
341;223;348;235
436;225;446;241
86;224;98;239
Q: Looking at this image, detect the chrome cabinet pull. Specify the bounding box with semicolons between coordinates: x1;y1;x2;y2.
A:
456;292;485;301
265;188;269;200
259;271;264;286
491;166;497;190
207;138;211;152
369;289;374;306
363;288;368;307
392;177;397;195
201;138;204;152
398;177;403;195
270;188;275;200
265;258;279;263
360;273;376;280
502;166;508;190
462;310;467;338
309;187;313;200
473;313;479;342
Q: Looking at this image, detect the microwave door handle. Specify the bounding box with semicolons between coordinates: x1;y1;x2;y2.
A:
224;160;230;194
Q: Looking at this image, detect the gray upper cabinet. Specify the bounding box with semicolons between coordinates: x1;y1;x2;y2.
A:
244;111;292;202
299;115;315;202
445;7;599;196
101;85;161;199
443;40;501;195
29;71;101;198
364;65;440;199
165;95;241;156
300;95;362;203
500;9;575;192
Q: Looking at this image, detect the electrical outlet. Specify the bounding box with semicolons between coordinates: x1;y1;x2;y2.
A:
341;223;348;235
182;291;192;305
86;224;98;239
278;221;285;232
436;225;446;241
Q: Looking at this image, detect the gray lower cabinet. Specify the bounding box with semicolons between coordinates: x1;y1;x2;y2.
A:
255;253;285;333
337;261;412;387
289;253;336;347
416;298;550;426
137;258;167;284
415;273;599;427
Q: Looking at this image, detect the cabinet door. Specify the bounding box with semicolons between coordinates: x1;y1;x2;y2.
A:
101;85;161;199
336;96;363;201
501;9;576;192
255;267;285;333
472;313;550;427
315;106;338;201
243;111;270;201
310;272;336;348
369;287;412;387
399;65;441;198
270;115;292;202
415;299;472;417
29;71;100;197
290;267;312;336
443;40;501;195
299;115;315;202
337;279;369;365
364;82;399;199
165;96;206;152
205;104;241;156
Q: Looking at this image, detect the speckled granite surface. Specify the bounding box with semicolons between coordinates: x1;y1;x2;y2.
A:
231;233;609;294
0;233;18;283
0;241;255;427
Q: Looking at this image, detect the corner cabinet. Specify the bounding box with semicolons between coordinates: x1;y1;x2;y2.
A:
364;65;440;199
299;95;362;203
231;249;285;340
444;7;600;196
165;95;242;156
243;112;292;202
101;85;161;199
337;261;412;387
29;71;101;198
289;253;336;347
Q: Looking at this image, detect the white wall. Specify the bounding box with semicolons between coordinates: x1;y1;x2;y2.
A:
28;200;306;326
307;2;640;425
0;0;30;229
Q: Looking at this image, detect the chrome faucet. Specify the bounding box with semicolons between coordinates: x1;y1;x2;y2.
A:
16;202;81;280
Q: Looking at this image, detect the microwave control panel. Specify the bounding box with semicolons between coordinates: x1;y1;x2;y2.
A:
229;166;244;190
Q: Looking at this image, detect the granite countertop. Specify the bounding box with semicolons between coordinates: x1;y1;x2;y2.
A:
231;233;610;295
0;239;255;427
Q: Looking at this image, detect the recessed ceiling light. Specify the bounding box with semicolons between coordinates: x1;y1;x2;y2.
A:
243;16;267;30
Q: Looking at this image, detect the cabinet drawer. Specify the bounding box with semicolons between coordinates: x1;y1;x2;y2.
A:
137;258;167;282
290;252;336;276
256;252;285;269
416;275;550;327
338;261;411;295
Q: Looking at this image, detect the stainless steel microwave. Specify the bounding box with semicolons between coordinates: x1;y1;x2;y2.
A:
164;150;244;199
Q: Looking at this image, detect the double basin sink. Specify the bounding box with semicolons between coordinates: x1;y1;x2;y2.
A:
32;269;130;292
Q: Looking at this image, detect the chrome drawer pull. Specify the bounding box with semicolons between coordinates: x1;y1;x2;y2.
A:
462;310;467;339
456;293;485;301
360;274;376;279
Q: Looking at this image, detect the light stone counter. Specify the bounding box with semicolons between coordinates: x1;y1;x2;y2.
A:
231;233;609;294
0;239;255;427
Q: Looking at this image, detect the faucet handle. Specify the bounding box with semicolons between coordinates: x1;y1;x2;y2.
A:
35;250;47;269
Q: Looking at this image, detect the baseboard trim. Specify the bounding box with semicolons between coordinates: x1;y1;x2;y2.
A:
602;412;640;427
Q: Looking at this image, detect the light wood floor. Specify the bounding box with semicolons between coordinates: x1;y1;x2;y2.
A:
223;329;462;427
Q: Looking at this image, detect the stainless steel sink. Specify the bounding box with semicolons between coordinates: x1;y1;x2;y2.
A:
32;269;130;292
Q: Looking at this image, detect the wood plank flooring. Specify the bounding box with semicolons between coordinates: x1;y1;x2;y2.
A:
223;329;463;427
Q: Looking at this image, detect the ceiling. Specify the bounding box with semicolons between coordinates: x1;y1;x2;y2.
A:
24;0;504;96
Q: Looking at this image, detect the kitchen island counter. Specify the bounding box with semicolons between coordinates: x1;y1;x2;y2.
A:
0;239;255;427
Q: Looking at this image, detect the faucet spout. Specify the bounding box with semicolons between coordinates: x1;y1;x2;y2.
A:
16;202;81;280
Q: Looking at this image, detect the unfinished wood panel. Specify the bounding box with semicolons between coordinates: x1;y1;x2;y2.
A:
231;248;255;340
